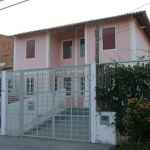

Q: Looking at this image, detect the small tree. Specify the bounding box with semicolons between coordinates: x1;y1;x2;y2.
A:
122;98;150;144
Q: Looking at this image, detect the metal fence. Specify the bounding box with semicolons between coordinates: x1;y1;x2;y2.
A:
96;60;150;110
96;60;150;144
0;72;2;128
5;65;91;142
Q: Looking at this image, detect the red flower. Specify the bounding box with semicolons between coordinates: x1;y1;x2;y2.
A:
133;110;137;114
146;117;150;122
140;104;145;109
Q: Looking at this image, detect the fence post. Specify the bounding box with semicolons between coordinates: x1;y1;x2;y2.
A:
90;64;96;143
1;71;7;135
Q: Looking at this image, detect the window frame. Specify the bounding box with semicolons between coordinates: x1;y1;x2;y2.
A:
26;39;35;59
64;77;71;96
102;26;116;50
4;55;9;61
4;43;9;49
80;76;85;96
55;77;58;91
80;38;85;58
62;40;73;59
25;77;34;96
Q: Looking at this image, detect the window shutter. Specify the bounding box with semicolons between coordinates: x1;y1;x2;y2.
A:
63;41;72;59
103;27;115;50
26;40;35;58
80;39;85;57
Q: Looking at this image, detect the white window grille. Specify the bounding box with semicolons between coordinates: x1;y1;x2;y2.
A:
80;39;85;57
26;77;34;95
64;78;71;96
80;76;85;95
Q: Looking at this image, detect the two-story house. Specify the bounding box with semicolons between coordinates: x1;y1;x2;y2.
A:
2;11;150;143
13;11;150;71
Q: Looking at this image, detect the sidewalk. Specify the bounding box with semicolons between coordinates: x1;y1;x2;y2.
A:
0;136;113;150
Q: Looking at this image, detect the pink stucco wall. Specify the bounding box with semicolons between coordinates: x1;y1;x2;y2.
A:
50;31;60;67
15;31;47;70
135;20;150;59
86;16;132;64
14;16;150;71
50;28;84;68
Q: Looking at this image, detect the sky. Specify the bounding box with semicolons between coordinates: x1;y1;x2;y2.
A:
0;0;150;35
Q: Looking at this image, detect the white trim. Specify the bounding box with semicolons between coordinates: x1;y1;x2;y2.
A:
1;71;7;135
13;37;16;71
25;77;35;97
25;39;36;59
130;16;137;61
75;28;77;65
46;31;50;68
62;39;73;60
90;64;96;143
84;24;88;64
101;26;116;51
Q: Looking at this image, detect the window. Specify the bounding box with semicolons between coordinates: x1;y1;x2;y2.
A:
55;77;58;91
4;43;9;49
26;78;34;95
80;39;85;57
80;76;85;95
103;27;115;50
4;55;9;60
64;78;71;96
26;40;35;59
0;78;1;97
63;40;72;59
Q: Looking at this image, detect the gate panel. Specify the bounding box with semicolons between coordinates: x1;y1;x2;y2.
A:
0;72;2;129
23;70;53;137
54;66;91;141
6;71;21;136
5;65;91;142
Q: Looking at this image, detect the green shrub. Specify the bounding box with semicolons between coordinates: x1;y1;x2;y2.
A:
122;98;150;141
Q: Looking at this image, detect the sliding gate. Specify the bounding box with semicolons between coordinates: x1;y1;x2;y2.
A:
6;65;91;141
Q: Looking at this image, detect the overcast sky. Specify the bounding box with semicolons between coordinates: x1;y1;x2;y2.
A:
0;0;150;35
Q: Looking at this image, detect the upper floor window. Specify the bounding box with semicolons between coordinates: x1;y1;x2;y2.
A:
80;38;85;57
103;27;115;50
26;40;35;59
63;40;72;59
4;43;9;49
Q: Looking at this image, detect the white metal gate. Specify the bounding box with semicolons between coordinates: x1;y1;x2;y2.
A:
0;72;2;128
6;65;91;142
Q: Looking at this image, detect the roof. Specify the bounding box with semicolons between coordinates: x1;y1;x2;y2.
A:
14;11;150;40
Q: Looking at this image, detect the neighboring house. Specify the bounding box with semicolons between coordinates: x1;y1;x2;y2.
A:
0;35;13;70
13;11;150;71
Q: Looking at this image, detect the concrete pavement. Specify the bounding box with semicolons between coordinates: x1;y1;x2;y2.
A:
0;136;113;150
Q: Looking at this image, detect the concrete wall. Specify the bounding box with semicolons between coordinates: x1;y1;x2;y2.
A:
95;112;117;145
